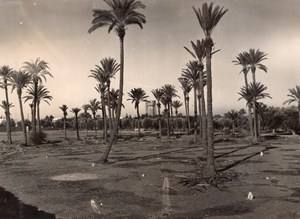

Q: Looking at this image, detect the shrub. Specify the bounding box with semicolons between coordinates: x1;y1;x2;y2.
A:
29;131;47;145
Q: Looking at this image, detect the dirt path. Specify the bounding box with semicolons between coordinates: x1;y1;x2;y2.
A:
0;134;299;218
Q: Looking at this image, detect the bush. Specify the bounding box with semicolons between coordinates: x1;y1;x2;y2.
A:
29;131;47;145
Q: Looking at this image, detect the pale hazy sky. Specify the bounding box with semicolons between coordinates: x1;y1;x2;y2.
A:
1;0;300;120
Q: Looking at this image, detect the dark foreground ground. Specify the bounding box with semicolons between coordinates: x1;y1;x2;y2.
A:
0;130;299;218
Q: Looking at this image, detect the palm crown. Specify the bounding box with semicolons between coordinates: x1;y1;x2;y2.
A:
127;88;149;109
193;3;228;38
59;105;68;117
0;65;13;88
283;85;300;108
88;0;146;38
238;82;272;106
24;85;53;105
22;58;53;84
11;71;31;96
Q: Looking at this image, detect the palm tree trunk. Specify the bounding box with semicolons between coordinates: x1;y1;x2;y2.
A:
107;86;113;132
37;102;41;133
93;114;97;138
166;108;170;139
205;38;216;176
101;91;107;141
18;93;27;145
175;111;179;131
170;104;174;135
158;105;162;138
4;82;12;144
199;71;207;158
197;94;202;139
298;104;300;127
193;87;198;143
63;116;67;140
183;95;188;134
137;105;141;136
253;101;258;143
32;82;38;133
75;114;79;140
187;97;191;134
100;35;124;163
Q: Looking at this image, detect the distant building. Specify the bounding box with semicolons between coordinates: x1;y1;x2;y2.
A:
145;100;156;116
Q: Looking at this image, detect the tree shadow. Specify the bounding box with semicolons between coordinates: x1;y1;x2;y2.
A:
0;187;55;219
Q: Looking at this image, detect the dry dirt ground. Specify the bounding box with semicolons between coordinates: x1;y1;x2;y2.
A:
0;130;299;219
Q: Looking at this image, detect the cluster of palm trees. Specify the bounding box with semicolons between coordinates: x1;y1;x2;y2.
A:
172;3;228;176
233;49;271;144
0;58;53;145
151;85;183;138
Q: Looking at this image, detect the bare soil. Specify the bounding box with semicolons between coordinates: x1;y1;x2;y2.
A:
0;130;300;218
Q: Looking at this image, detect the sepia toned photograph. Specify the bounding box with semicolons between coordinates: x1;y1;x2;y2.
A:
0;0;300;218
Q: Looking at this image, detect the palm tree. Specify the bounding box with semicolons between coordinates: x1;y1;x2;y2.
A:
98;58;120;131
172;100;183;131
224;110;239;135
71;108;81;140
89;0;146;163
59;105;68;140
0;66;13;144
184;39;207;147
160;95;170;138
127;88;149;136
11;71;31;145
0;101;14;143
88;98;101;138
233;52;254;142
193;2;228;176
182;61;200;143
238;82;272;143
24;85;53;133
109;88;121;123
90;69;108;141
245;49;268;83
161;84;178;137
152;88;164;138
178;77;192;134
245;49;268;141
22;58;53;133
283;85;300;127
82;104;90;137
233;52;250;87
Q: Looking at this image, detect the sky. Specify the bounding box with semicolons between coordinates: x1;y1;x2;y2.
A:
0;0;300;120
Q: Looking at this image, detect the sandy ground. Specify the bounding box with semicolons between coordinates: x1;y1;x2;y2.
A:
0;130;299;218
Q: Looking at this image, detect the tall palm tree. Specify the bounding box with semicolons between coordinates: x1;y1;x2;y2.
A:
24;85;53;133
172;100;183;131
82;104;90;137
238;82;272;143
71;108;81;140
193;2;228;176
98;58;120;132
59;105;68;140
152;88;164;138
245;49;268;141
283;85;300;127
127;88;149;136
22;58;53;133
233;52;254;142
181;61;200;143
11;71;31;145
178;77;192;134
88;98;101;138
161;84;178;137
0;66;13;144
184;39;207;147
89;0;146;163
